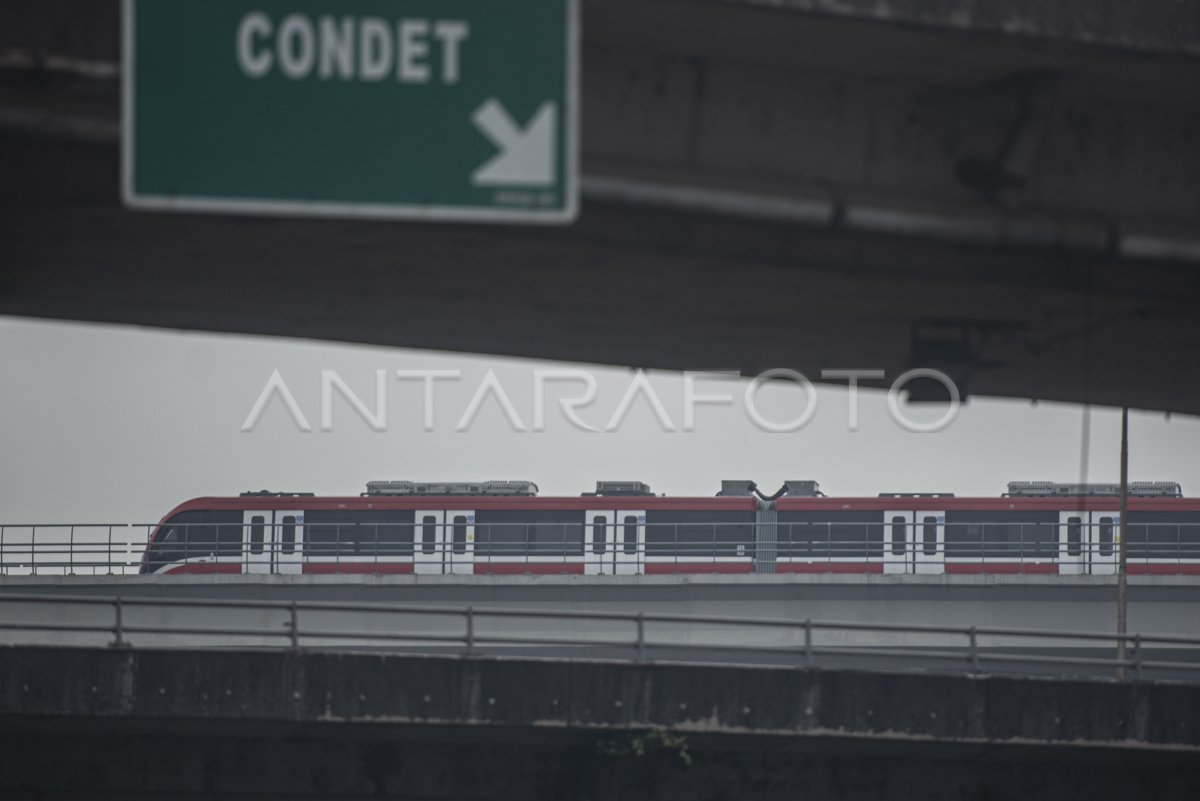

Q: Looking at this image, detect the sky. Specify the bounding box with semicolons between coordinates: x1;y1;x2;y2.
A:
2;315;1198;524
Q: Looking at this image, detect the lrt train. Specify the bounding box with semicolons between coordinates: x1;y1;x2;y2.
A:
139;479;1200;576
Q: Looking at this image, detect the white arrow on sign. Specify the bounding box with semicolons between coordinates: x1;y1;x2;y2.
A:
470;99;557;187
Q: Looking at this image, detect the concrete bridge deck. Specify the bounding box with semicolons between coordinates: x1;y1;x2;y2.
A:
2;645;1199;799
4;573;1198;639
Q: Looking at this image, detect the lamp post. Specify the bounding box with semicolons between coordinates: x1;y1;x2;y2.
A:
1116;407;1129;678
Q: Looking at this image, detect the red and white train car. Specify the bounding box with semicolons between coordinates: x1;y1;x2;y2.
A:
140;479;1200;576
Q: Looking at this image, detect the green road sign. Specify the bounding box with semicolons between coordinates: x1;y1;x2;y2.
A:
122;0;578;223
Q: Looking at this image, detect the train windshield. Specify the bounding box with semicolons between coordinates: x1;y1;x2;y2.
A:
141;510;243;573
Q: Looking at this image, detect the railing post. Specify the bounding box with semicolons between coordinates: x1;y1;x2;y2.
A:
636;612;645;662
804;619;813;668
968;626;980;673
1019;524;1025;570
69;525;76;575
465;606;475;656
112;596;125;647
1132;633;1142;681
288;601;299;650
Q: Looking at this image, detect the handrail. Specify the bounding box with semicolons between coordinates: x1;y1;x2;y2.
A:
0;592;1196;682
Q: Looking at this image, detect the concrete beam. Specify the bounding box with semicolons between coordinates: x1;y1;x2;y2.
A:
717;0;1200;57
1;647;1199;799
4;0;1200;413
6;0;1199;62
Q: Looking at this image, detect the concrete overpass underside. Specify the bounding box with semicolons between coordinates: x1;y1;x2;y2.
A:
3;0;1200;413
2;646;1200;800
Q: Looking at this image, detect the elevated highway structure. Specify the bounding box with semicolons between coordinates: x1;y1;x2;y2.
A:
3;0;1200;412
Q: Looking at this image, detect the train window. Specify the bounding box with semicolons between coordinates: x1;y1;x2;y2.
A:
891;517;906;555
945;511;1057;559
592;516;607;554
623;516;638;555
1099;517;1114;557
452;515;468;555
281;515;296;555
422;516;437;555
1127;512;1200;559
183;521;215;559
376;523;414;555
214;513;243;557
473;511;586;557
141;510;209;572
308;520;353;555
250;515;265;555
528;522;583;553
645;511;755;557
358;522;379;552
782;520;828;557
922;516;937;556
1186;523;1200;558
777;511;884;559
827;523;866;558
1186;523;1200;557
1067;517;1082;557
303;511;415;556
475;522;523;555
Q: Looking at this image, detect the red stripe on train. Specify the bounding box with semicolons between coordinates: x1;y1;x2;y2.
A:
1127;564;1200;575
775;562;884;574
303;563;415;575
474;563;585;575
944;563;1059;575
163;563;242;575
644;563;755;574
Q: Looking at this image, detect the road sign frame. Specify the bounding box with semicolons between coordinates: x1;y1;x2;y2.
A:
120;0;579;224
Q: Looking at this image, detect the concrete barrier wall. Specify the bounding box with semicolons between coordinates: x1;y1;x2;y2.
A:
1;575;1198;654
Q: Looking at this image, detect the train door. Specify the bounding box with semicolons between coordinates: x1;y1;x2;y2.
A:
584;511;612;575
243;510;304;574
1058;510;1087;575
883;510;911;574
414;510;475;575
1090;513;1118;575
614;511;645;574
912;511;945;574
1060;510;1116;575
445;511;475;575
882;510;943;573
584;510;645;574
415;510;443;574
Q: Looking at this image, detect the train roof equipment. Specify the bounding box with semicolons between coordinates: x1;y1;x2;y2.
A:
363;480;539;497
583;481;655;497
1005;480;1183;498
783;480;824;497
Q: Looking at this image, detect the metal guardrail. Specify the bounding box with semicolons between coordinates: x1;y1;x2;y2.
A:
0;592;1197;682
2;521;1198;575
0;524;153;574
